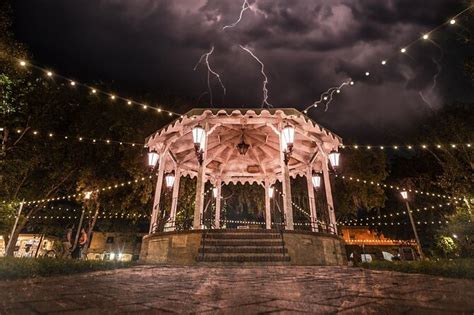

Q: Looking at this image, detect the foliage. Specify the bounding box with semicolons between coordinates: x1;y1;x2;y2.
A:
437;210;474;258
435;236;458;257
334;149;389;218
0;257;133;280
360;259;474;279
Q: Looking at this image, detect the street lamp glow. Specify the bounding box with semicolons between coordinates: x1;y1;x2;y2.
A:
268;186;274;199
400;191;408;200
147;151;159;167
311;172;321;189
192;125;205;150
328;151;340;168
282;124;295;152
212;187;218;198
165;172;175;188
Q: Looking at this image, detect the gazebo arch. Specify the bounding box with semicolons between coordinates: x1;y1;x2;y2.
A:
146;108;342;234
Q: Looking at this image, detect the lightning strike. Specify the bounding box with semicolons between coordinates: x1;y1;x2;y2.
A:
240;45;272;108
304;79;352;113
223;0;266;30
194;46;226;106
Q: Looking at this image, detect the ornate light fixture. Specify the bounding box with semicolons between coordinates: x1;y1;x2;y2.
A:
192;125;206;164
212;187;218;198
400;191;408;200
282;124;295;165
328;150;340;169
311;172;322;189
165;171;175;189
236;129;250;155
147;151;159;168
268;186;274;198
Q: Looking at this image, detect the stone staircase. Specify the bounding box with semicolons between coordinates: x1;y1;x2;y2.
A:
196;229;290;264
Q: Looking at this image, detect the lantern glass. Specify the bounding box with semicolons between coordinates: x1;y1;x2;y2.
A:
268;187;274;198
400;191;408;200
328;151;340;168
282;125;295;151
311;173;321;188
148;152;159;167
193;125;205;148
165;173;175;188
212;187;218;198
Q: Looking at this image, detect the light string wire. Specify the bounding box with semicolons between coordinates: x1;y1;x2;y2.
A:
340;143;472;151
303;5;474;114
8;127;145;148
1;175;154;206
5;55;184;118
335;174;464;201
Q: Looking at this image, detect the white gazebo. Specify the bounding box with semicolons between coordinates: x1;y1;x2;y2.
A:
146;108;342;234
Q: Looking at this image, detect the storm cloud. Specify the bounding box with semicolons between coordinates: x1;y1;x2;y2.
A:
12;0;473;139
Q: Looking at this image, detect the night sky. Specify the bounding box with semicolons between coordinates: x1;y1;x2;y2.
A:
11;0;474;141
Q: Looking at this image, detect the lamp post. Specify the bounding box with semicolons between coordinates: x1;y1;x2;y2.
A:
400;191;425;260
147;151;159;169
165;172;175;190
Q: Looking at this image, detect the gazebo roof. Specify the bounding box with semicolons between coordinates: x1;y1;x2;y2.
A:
146;108;342;184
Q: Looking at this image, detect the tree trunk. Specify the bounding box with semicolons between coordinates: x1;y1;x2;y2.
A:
83;202;100;253
5;219;27;257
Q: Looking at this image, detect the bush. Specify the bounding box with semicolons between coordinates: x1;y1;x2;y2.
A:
360;259;474;279
0;257;134;280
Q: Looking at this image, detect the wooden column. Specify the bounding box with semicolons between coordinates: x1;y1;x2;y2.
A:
264;181;272;229
279;129;294;230
193;127;207;230
306;167;318;232
214;179;222;228
149;153;166;234
322;157;337;234
169;169;181;231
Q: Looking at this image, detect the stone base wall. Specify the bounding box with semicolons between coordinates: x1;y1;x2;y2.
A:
283;231;347;265
140;230;346;266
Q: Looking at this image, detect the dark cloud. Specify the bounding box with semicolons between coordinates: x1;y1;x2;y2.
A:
11;0;474;140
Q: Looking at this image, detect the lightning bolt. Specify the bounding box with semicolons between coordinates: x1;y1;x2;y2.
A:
194;46;226;106
304;79;352;113
240;45;272;108
418;40;444;110
223;0;266;30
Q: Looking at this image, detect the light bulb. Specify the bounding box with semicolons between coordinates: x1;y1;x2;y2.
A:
449;19;456;24
70;81;76;86
92;89;97;94
401;48;406;53
381;60;386;65
365;72;370;76
422;34;429;40
47;71;53;77
19;60;26;66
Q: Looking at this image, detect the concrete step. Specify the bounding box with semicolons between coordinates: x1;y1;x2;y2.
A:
204;233;281;239
202;240;285;247
198;247;288;254
196;255;291;263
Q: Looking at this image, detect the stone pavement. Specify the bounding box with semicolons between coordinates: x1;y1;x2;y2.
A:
1;265;473;314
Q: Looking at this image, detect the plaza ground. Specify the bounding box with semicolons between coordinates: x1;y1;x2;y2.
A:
1;265;473;314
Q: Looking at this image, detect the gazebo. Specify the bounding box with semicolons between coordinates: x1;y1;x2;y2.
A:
145;108;342;234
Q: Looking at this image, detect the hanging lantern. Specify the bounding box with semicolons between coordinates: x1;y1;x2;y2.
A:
212;187;218;198
165;172;175;189
400;191;408;200
236;131;250;155
311;172;321;189
268;186;274;199
328;150;340;168
282;124;295;152
147;151;159;167
192;125;205;150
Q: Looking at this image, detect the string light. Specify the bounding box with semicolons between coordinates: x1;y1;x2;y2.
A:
335;174;464;201
302;5;472;115
7;55;183;117
9;127;144;148
2;175;153;206
340;143;472;151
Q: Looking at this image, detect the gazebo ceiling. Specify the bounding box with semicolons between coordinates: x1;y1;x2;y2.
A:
146;108;342;184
